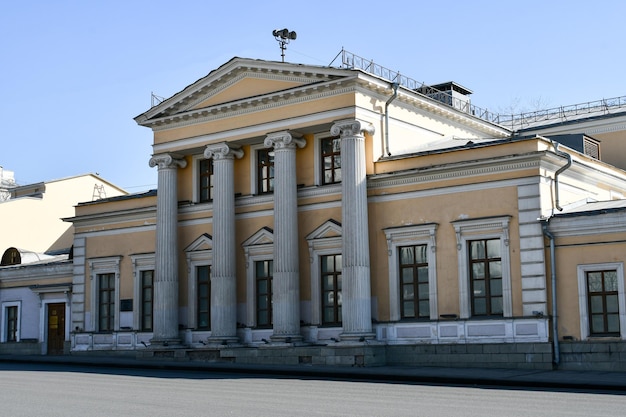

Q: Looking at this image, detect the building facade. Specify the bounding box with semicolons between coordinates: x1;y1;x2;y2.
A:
4;55;626;369
58;56;626;370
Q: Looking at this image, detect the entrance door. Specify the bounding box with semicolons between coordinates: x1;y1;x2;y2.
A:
47;303;65;355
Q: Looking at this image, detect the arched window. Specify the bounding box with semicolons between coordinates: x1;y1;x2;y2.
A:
1;247;21;266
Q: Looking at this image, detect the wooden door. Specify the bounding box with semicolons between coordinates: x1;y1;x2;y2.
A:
47;303;65;355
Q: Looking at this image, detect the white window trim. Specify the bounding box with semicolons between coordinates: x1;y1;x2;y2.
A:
1;301;21;343
185;244;213;330
88;256;121;332
384;223;438;322
306;220;342;326
131;253;155;331
453;216;512;319
577;262;626;340
242;228;274;328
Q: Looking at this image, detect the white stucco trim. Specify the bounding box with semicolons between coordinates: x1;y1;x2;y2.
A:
453;216;512;319
384;223;438;322
1;301;21;342
88;256;121;332
242;228;274;328
185;235;213;330
130;253;155;331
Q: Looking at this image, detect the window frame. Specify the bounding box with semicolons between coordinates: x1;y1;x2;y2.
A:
1;301;20;343
255;147;275;195
577;262;626;340
192;154;214;203
131;254;155;332
384;223;438;322
196;264;211;330
185;234;213;330
320;254;342;326
314;133;342;186
254;260;273;328
306;220;343;326
242;227;274;328
468;238;504;317
398;244;430;320
453;216;512;319
88;256;121;332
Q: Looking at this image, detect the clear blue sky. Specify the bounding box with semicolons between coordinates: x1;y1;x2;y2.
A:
2;0;624;191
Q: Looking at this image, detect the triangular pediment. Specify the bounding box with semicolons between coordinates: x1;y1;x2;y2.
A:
242;226;274;247
135;57;352;125
306;219;342;241
184;233;212;252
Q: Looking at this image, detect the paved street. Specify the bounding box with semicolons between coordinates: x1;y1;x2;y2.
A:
1;362;625;417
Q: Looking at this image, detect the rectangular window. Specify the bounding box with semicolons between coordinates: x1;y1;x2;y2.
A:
199;158;214;202
6;306;18;342
587;270;620;336
321;137;341;185
257;149;274;194
399;245;430;319
469;238;503;316
255;260;273;328
141;270;154;332
321;254;342;325
197;265;211;330
98;273;116;332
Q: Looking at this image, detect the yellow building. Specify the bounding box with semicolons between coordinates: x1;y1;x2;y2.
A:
45;53;626;369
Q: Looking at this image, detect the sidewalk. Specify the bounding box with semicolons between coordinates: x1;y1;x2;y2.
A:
1;353;625;392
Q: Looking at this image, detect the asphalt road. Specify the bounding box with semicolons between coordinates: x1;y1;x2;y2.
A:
1;362;625;417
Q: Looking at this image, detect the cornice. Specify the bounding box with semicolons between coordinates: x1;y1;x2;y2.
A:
67;206;156;229
549;210;626;236
0;261;73;281
368;153;542;190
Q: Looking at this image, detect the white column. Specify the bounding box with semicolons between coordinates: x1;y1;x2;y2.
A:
149;153;187;345
330;120;375;341
264;132;306;342
204;143;243;343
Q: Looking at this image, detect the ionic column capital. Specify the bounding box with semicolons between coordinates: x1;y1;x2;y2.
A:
330;119;375;138
149;154;187;170
204;142;244;160
264;131;306;150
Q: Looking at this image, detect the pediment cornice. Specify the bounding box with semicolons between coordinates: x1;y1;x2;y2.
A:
136;58;352;126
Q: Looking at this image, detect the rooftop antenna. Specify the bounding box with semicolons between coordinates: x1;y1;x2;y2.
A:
272;28;297;62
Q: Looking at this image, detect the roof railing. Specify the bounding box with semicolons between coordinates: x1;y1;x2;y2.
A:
336;49;502;125
335;49;626;131
498;96;626;130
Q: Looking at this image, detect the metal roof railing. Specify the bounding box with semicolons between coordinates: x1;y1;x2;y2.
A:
497;96;626;131
334;49;502;125
333;49;626;131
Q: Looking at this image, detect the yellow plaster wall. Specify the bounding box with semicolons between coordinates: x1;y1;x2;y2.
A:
368;184;523;320
193;78;303;109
